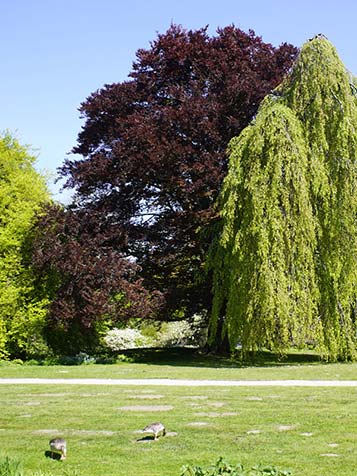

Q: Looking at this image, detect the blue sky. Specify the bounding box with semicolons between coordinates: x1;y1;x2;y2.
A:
1;0;357;202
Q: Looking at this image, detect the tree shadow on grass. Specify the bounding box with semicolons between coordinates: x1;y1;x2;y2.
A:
121;346;325;369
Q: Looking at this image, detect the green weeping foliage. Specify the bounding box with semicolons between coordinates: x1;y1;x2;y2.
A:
210;36;357;360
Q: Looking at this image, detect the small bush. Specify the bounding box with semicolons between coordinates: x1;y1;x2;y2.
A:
103;328;148;351
2;359;24;366
156;314;207;348
181;457;291;476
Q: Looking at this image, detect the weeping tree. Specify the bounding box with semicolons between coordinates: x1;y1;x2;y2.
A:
209;35;357;360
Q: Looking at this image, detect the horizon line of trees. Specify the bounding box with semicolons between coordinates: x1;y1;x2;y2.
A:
2;26;357;361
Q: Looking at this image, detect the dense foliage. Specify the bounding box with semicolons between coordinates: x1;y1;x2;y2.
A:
210;36;357;360
0;134;50;358
49;24;297;330
31;205;163;354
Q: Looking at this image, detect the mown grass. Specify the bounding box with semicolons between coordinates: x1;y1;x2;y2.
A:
1;348;357;380
1;350;357;475
1;380;357;475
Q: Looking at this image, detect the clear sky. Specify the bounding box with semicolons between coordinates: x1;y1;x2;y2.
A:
1;0;357;202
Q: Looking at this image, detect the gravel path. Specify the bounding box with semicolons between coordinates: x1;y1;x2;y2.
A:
1;378;357;386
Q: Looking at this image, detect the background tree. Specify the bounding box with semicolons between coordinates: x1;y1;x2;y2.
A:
0;133;50;359
52;24;297;328
210;36;357;360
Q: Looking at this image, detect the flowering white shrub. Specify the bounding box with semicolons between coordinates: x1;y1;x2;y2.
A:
156;314;207;348
103;328;148;351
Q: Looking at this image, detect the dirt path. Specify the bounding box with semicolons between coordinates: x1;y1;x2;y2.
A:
1;378;357;386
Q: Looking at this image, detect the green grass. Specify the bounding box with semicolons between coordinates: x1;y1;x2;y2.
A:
0;383;356;476
1;350;357;475
1;348;357;380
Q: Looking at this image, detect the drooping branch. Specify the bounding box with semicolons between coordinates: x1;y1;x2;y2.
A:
210;36;357;361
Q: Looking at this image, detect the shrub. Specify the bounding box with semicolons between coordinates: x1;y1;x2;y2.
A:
156;314;207;348
103;328;148;351
181;457;291;476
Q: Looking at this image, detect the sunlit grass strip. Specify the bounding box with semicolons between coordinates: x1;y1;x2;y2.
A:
0;383;356;476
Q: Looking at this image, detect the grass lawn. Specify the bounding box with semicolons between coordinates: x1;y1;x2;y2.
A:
0;350;357;475
1;382;356;476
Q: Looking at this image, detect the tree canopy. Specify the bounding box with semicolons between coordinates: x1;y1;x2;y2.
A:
31;204;164;354
43;24;297;331
0;133;50;358
210;35;357;360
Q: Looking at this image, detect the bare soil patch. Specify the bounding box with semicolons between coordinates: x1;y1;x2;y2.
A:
70;430;116;436
33;429;116;436
194;411;238;418
130;394;164;399
277;425;296;431
181;395;208;400
24;393;68;397
33;429;60;435
208;401;225;407
118;405;173;412
80;392;112;397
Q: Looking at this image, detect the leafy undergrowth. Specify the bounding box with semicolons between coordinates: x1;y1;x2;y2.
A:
181;457;291;475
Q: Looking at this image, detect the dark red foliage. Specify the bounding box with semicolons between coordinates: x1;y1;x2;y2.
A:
31;204;163;352
54;25;298;324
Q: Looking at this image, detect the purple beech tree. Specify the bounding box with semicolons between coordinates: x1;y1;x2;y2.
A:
32;204;164;353
33;25;297;352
